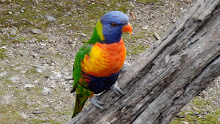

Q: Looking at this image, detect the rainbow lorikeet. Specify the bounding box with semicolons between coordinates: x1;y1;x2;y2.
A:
71;11;132;118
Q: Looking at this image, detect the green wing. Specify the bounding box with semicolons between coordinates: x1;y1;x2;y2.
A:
72;44;92;91
71;44;92;118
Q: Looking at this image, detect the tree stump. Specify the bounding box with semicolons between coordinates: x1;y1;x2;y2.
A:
67;0;220;123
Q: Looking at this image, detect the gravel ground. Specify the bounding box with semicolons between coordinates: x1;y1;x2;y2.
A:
0;0;219;123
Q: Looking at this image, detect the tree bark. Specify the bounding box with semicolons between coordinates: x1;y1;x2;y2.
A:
67;0;220;124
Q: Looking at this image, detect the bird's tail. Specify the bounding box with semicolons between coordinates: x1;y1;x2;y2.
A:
72;93;88;118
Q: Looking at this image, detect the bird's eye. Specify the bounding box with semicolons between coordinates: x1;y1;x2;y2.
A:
111;23;118;27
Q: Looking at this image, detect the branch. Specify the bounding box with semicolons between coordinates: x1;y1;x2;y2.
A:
67;0;220;123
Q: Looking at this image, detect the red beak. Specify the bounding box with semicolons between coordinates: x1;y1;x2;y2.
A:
122;23;132;35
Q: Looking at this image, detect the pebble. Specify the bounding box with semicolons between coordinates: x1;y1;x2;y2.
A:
142;25;149;30
2;94;12;104
30;29;43;34
21;9;24;13
182;121;189;124
45;14;56;22
0;46;7;49
0;71;7;77
36;65;47;73
42;87;51;95
24;84;35;89
79;33;87;37
50;71;63;80
1;28;8;34
9;28;17;35
9;76;22;83
18;112;28;119
8;11;12;15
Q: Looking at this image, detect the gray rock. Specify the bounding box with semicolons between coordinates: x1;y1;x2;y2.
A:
142;25;149;30
42;87;51;95
0;71;7;77
30;29;43;34
1;94;13;104
79;33;87;37
18;112;28;119
182;121;189;124
9;76;22;83
24;84;35;89
8;11;13;15
0;46;6;49
45;14;56;22
21;9;24;13
36;65;47;73
14;66;23;71
9;28;17;35
1;28;8;34
50;71;63;80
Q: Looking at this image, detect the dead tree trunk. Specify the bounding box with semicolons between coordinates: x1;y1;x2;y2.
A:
67;0;220;124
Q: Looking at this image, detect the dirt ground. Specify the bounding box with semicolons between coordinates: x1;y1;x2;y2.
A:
0;0;219;123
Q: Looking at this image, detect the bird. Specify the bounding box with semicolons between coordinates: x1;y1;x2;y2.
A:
71;11;132;118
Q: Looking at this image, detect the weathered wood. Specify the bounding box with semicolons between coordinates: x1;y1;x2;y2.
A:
67;0;220;124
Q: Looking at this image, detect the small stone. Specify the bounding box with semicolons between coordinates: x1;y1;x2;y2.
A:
142;25;149;30
2;94;12;104
182;121;189;124
30;29;43;34
36;65;47;73
0;71;7;77
0;0;6;3
0;46;6;49
42;87;50;95
8;11;13;15
50;71;62;80
79;33;87;37
21;9;24;13
9;76;22;83
9;28;16;35
24;84;35;89
153;31;161;40
66;11;71;15
45;14;56;22
18;112;28;119
1;28;8;34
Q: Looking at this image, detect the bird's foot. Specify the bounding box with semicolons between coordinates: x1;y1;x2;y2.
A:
90;96;104;110
111;81;125;96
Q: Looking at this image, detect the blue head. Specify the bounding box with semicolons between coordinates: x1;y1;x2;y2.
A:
100;11;132;44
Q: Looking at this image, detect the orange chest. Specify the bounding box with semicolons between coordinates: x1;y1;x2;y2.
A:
81;39;126;77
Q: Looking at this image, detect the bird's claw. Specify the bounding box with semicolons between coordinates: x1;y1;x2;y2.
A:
111;81;125;96
90;96;104;110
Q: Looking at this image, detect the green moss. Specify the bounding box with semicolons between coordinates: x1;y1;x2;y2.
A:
171;96;220;124
136;0;163;5
0;48;7;59
32;34;48;42
25;67;38;75
127;43;150;55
